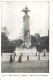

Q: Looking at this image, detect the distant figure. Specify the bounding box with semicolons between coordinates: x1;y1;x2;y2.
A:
9;54;13;63
36;52;37;56
44;51;46;57
21;52;23;57
18;55;22;63
13;52;16;61
27;55;29;61
38;53;40;60
14;52;16;56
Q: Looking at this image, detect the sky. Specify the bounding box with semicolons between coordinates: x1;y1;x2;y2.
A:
2;1;49;40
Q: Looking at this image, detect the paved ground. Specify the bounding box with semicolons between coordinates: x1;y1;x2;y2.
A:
1;60;49;73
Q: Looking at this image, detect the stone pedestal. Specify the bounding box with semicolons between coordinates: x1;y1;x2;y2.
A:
15;47;38;61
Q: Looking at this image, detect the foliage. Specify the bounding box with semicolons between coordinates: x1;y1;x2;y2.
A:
14;39;23;47
34;33;40;38
1;31;23;53
1;30;49;53
1;32;9;53
31;35;49;52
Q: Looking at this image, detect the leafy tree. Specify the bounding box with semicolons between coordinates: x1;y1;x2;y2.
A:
1;32;9;53
34;33;40;39
16;39;23;47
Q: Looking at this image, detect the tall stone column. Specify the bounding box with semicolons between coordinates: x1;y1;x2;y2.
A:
22;7;31;48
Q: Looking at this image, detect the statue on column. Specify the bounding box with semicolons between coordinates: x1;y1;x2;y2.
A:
22;6;31;48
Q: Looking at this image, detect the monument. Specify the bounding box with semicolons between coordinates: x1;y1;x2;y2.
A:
22;6;31;48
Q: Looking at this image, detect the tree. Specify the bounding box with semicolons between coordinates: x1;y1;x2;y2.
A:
34;33;40;39
17;39;23;46
12;39;23;47
1;32;9;53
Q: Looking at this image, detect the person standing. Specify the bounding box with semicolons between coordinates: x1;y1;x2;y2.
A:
18;55;22;62
27;55;29;61
9;54;13;63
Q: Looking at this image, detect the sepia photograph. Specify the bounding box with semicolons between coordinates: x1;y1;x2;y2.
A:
1;1;49;73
